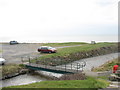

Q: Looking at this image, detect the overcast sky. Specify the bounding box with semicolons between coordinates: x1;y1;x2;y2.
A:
0;0;119;43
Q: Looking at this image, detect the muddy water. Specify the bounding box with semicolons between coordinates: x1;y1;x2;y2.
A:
1;53;119;87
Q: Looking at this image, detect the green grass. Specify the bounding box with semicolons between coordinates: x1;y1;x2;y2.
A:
41;42;88;47
92;58;120;72
1;64;24;76
33;42;117;65
4;77;109;88
40;42;116;58
97;75;110;80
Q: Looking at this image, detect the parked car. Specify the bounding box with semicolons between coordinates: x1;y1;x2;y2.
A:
10;41;19;45
38;46;57;53
0;58;6;65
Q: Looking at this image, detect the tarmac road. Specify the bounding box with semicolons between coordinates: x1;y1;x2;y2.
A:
1;43;82;64
2;43;42;64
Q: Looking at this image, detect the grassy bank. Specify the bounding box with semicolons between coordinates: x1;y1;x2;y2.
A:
33;42;118;65
1;64;24;77
4;77;109;88
41;42;88;47
92;57;120;72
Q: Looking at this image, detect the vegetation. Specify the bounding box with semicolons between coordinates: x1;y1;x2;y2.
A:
41;42;88;47
1;64;24;76
92;57;120;72
97;75;110;80
32;42;117;65
4;77;109;88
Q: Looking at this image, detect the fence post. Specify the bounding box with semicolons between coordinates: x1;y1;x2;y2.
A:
36;57;38;67
21;57;23;64
77;63;78;72
81;65;83;71
44;60;46;68
61;59;62;70
71;63;72;70
65;63;66;72
45;62;47;69
29;57;31;65
36;57;37;64
55;65;56;70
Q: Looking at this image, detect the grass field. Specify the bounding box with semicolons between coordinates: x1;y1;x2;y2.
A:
41;42;88;47
32;42;117;65
41;42;116;58
92;57;120;72
4;77;109;88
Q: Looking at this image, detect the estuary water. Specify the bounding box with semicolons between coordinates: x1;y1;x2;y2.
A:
0;53;119;87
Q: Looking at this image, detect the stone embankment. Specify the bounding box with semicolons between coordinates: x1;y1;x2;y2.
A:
1;69;28;80
41;45;118;65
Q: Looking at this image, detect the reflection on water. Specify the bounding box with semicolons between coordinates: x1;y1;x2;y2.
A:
1;71;63;87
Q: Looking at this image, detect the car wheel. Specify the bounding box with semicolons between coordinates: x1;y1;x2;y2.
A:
49;51;52;53
39;51;42;53
2;63;5;65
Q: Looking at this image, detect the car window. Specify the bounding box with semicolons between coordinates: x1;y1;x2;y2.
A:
41;47;48;50
48;47;52;49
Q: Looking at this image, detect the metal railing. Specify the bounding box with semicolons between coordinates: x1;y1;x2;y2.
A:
21;56;86;73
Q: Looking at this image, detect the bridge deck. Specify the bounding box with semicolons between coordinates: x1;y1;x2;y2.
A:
24;63;81;74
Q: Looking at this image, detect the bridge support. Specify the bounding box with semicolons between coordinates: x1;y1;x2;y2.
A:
28;69;35;73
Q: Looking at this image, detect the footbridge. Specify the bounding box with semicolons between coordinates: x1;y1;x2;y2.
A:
23;61;86;74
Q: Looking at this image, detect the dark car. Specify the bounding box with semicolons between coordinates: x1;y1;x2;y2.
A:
38;46;57;53
10;41;19;45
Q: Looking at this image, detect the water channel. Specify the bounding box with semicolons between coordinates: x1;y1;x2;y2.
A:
0;53;119;87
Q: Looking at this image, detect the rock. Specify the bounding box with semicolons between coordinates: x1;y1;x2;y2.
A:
19;69;28;74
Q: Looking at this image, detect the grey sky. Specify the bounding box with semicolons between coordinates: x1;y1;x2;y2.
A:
0;0;118;42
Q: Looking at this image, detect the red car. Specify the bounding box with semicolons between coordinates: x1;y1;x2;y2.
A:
38;46;57;53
